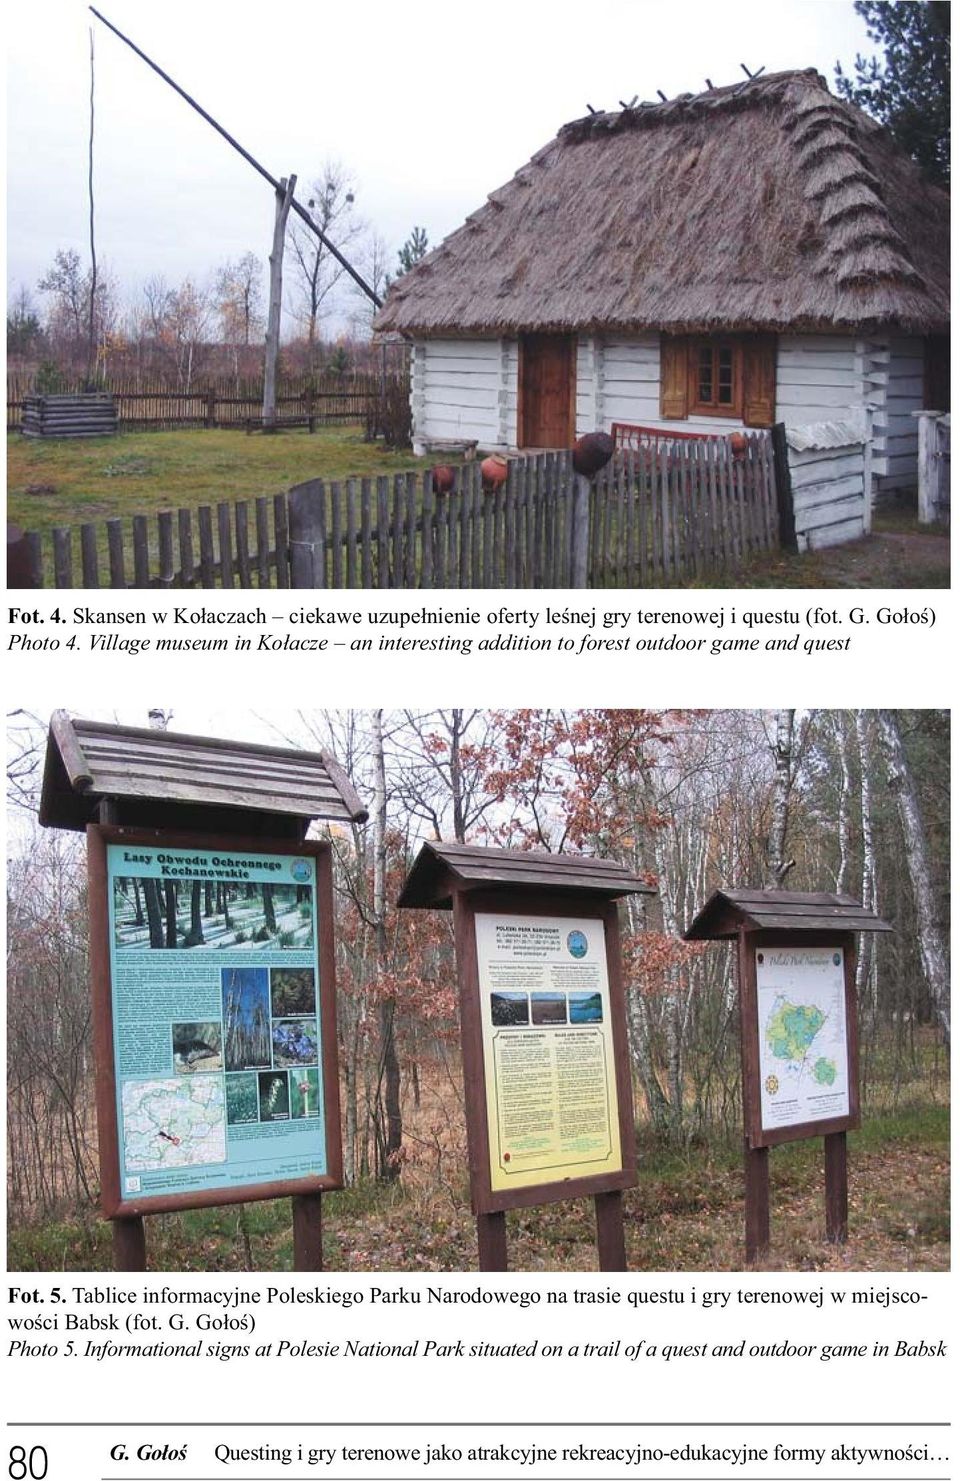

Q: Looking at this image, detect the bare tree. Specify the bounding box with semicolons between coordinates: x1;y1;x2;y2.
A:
215;252;266;385
287;164;362;368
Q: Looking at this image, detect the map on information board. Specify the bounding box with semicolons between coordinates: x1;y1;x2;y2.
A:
106;842;328;1202
756;946;850;1132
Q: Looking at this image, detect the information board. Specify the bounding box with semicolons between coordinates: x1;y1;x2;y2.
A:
89;829;341;1215
756;945;851;1133
475;912;622;1194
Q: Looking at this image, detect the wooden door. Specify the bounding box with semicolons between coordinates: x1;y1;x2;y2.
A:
519;334;574;447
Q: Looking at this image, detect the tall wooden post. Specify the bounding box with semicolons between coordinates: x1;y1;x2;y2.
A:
771;422;798;552
476;1211;508;1272
263;174;296;432
824;1131;848;1243
112;1217;147;1271
744;1144;770;1262
292;1192;324;1270
94;797;149;1272
594;1190;626;1270
570;472;591;587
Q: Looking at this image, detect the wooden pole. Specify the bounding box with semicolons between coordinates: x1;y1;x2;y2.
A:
594;1190;627;1270
824;1130;848;1243
476;1211;508;1271
291;1192;323;1270
570;472;591;587
263;175;296;431
770;422;798;552
112;1216;147;1271
744;1143;770;1263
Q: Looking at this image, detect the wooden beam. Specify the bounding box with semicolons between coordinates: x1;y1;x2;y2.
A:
744;1143;770;1263
292;1192;324;1270
263;176;296;431
112;1216;147;1271
594;1190;627;1270
476;1211;508;1271
824;1131;848;1243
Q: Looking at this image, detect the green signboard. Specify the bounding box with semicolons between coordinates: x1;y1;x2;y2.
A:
102;838;332;1207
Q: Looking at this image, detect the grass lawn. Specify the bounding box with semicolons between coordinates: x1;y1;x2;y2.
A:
8;1104;948;1273
9;430;948;589
7;426;431;536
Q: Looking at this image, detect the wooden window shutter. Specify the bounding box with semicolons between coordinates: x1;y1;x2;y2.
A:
742;334;777;427
660;335;689;420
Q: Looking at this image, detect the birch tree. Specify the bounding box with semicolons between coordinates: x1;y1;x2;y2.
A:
854;710;879;1011
765;708;796;887
877;710;950;1043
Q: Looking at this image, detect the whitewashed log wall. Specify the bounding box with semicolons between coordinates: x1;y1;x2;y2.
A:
785;413;871;550
410;339;516;452
409;333;926;493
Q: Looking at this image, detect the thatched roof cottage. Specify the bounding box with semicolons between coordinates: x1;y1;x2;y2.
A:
376;69;948;489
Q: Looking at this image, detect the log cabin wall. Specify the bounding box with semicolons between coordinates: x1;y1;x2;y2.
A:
409;331;932;491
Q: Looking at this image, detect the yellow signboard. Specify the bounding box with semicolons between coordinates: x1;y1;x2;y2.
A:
475;913;622;1193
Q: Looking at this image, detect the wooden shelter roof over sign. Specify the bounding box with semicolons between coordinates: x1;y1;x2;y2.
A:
375;69;948;338
398;841;657;909
683;887;893;941
39;711;369;832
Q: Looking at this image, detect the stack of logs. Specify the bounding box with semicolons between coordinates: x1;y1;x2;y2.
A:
21;393;118;439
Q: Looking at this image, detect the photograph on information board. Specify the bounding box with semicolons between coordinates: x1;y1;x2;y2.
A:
7;706;948;1273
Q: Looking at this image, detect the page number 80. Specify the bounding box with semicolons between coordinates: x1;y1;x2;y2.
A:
9;1448;48;1480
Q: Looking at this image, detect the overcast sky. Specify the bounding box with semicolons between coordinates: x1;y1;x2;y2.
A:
6;0;876;335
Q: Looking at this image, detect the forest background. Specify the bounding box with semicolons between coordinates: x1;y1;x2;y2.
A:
6;707;950;1271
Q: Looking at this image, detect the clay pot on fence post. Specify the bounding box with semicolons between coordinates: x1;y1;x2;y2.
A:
432;464;456;497
569;432;615;588
480;454;509;493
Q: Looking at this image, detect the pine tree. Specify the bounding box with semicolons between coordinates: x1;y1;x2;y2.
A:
834;2;950;187
396;226;429;277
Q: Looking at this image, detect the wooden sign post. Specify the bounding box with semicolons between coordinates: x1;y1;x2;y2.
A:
39;713;368;1272
398;843;655;1272
684;889;892;1263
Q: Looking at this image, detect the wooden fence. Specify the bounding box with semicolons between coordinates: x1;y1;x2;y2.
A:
7;372;390;432
18;432;779;590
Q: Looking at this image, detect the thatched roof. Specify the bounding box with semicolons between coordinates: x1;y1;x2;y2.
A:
375;69;949;338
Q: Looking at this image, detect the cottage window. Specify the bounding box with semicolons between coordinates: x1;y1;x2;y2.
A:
691;339;740;415
660;333;777;427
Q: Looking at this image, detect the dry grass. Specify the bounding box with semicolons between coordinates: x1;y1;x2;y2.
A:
8;1103;947;1274
6;427;431;538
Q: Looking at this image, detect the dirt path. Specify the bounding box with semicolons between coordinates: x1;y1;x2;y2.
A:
720;524;950;589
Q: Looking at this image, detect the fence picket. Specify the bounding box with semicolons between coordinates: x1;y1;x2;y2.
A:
53;528;72;588
377;476;390;589
179;508;196;588
254;500;270;588
107;519;126;588
198;507;216;588
403;472;417;587
360;478;373;590
80;524;99;588
330;481;343;589
273;494;290;588
421;471;435;590
133;516;150;589
346;478;358;590
217;502;234;589
158;511;176;589
233;503;251;589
